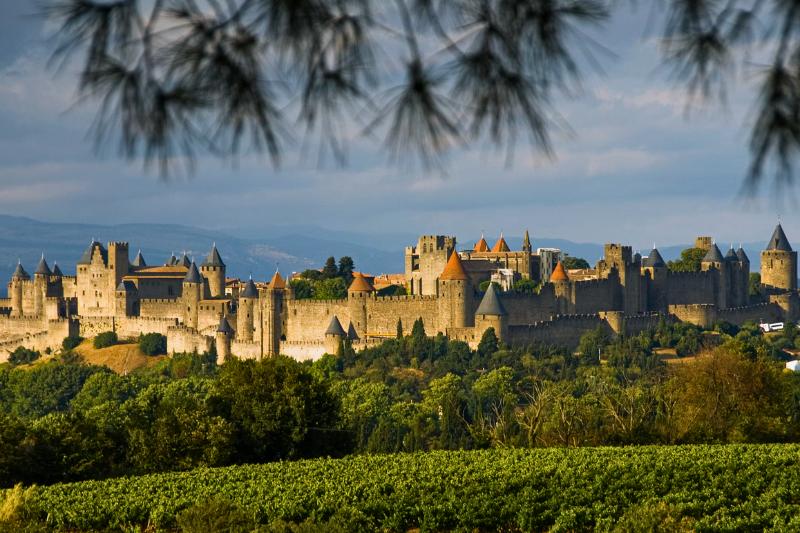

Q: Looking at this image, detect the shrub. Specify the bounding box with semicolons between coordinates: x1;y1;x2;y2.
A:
93;331;118;349
176;497;254;533
62;336;84;351
8;347;40;366
139;333;167;356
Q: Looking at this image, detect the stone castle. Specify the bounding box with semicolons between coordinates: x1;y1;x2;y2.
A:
0;224;797;362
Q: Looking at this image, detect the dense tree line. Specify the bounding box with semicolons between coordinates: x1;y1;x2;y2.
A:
2;319;800;488
289;256;355;300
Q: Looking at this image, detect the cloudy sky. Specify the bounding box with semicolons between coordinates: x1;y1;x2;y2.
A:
0;2;792;250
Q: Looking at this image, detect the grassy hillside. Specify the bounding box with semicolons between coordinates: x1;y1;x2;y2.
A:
4;445;800;531
72;339;165;374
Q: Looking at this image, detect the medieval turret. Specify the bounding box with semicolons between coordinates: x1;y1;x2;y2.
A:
325;315;347;355
237;277;258;342
474;234;489;252
131;250;146;268
182;261;203;329
200;243;226;298
701;243;728;309
10;261;29;317
347;273;375;339
761;223;797;293
263;270;286;357
475;283;508;342
215;315;234;363
438;251;473;331
491;234;510;253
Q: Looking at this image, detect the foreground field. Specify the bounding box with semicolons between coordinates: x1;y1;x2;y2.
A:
4;444;800;531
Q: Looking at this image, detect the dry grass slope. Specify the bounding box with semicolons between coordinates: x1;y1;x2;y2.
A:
73;339;165;374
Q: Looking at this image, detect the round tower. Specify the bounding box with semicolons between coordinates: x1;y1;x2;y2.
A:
437;251;472;331
200;243;226;298
347;273;375;338
701;243;728;309
215;315;233;364
10;262;29;317
237;277;258;342
33;254;51;318
182;261;203;329
550;260;571;314
263;270;286;357
761;223;797;293
324;315;347;355
642;247;667;312
474;283;508;343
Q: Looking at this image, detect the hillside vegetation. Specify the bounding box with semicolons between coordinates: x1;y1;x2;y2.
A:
3;445;800;531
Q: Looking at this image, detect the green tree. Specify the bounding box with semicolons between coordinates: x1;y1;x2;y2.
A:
8;347;40;366
513;278;539;293
314;278;347;300
578;326;610;363
337;256;355;283
667;248;706;273
138;333;167;356
93;331;118;349
749;273;762;298
322;257;338;279
289;279;313;299
62;335;84;351
562;256;590;269
477;328;500;361
396;319;403;339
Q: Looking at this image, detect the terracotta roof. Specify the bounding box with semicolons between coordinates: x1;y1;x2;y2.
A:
269;271;286;290
491;235;510;253
439;251;469;281
550;261;569;282
348;273;375;292
474;236;489;252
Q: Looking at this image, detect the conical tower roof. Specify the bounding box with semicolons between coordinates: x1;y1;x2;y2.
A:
725;246;738;261
202;243;225;267
12;262;29;280
269;270;286;290
491;235;510;253
52;262;63;277
325;316;346;336
347;322;359;340
78;240;104;265
132;250;146;267
474;235;489;252
642;248;665;268
522;229;532;250
736;246;750;263
767;223;792;252
439;251;468;281
167;253;177;266
550;261;569;282
348;273;375;292
241;277;258;298
217;315;234;334
476;283;507;316
35;254;51;276
184;261;202;283
178;254;191;268
702;243;724;263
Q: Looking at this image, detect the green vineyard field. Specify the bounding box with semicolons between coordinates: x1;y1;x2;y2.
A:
7;444;800;531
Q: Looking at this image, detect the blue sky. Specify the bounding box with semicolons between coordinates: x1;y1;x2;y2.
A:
0;2;791;250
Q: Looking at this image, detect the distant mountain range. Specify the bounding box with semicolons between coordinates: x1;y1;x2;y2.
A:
0;214;768;294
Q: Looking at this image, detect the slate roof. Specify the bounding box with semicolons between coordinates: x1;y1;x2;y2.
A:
78;240;106;265
35;255;51;276
184;262;203;283
702;243;725;263
116;280;137;292
132;250;146;267
52;263;63;277
642;248;666;268
325;316;346;336
725;247;738;262
202;243;225;267
241;278;258;298
736;247;750;263
12;262;29;280
767;224;792;252
217;315;234;334
476;283;507;316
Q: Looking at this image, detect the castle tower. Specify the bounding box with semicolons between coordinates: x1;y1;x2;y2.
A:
724;246;743;307
550;260;572;314
182;261;203;329
761;223;797;293
263;270;286;357
200;243;226;299
10;262;29;317
107;242;130;312
115;280;137;317
597;244;645;314
474;283;508;343
34;254;51;318
215;315;233;364
438;251;473;331
522;229;532;253
324;315;347;355
695;236;713;251
642;247;667;312
701;243;727;309
237;277;258;342
406;235;456;295
347;273;375;339
737;246;751;305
